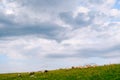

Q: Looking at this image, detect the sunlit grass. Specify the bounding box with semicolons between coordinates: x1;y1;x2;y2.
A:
0;64;120;80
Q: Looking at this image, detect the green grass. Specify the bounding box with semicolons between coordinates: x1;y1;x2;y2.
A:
0;64;120;80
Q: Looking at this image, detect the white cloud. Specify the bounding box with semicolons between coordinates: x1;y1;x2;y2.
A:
110;9;120;19
73;6;90;17
0;0;120;73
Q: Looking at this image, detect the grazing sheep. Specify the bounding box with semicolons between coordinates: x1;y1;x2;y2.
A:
30;75;35;77
29;72;35;76
38;71;42;73
92;64;98;67
72;66;75;69
83;64;92;68
17;73;21;77
77;66;83;69
44;70;48;73
71;66;83;69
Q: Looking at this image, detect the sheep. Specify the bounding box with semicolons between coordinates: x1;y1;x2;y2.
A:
71;66;75;69
78;66;84;68
17;73;21;77
29;72;35;76
83;64;92;68
92;64;98;67
44;70;48;73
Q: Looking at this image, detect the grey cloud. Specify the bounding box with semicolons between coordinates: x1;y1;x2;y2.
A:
59;12;94;28
81;0;112;8
0;22;66;40
0;0;79;41
59;9;110;29
46;53;72;59
77;45;120;58
0;13;15;26
88;0;104;4
46;44;120;58
16;0;78;13
59;12;74;25
75;13;93;26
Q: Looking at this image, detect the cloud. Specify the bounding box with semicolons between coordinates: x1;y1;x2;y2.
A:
0;22;67;40
60;12;94;28
0;0;120;73
16;0;78;12
0;12;14;26
0;0;73;40
46;43;120;59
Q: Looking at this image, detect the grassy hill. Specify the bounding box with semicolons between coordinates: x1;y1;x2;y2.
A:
0;64;120;80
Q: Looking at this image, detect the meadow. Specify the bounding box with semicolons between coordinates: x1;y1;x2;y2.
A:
0;64;120;80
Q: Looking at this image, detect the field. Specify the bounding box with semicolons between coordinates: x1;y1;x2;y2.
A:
0;64;120;80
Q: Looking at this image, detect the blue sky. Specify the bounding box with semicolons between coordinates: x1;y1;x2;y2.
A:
0;0;120;73
114;0;120;9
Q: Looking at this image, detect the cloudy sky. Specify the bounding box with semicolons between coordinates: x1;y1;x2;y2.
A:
0;0;120;73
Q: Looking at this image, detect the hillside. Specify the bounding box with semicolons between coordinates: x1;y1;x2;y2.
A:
0;64;120;80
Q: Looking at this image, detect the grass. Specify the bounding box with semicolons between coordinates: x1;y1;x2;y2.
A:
0;64;120;80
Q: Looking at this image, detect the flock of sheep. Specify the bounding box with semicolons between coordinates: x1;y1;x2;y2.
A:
17;64;98;77
71;64;98;69
17;70;49;77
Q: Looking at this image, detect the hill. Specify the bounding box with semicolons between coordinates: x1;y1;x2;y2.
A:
0;64;120;80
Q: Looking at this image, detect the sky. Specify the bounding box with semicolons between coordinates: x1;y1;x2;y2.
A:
0;0;120;73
